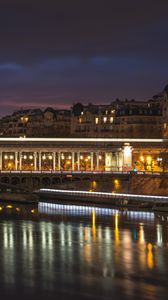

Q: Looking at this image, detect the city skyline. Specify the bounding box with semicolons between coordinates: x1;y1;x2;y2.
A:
0;0;168;115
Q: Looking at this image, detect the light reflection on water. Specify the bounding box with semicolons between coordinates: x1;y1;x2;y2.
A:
0;202;168;299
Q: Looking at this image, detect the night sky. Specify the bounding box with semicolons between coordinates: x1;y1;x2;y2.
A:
0;0;168;116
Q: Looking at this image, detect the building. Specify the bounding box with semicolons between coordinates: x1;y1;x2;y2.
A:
70;99;163;138
0;83;167;138
0;108;71;137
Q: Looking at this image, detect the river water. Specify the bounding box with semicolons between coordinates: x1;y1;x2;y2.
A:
0;201;168;300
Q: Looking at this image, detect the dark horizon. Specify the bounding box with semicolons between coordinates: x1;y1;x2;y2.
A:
0;0;168;116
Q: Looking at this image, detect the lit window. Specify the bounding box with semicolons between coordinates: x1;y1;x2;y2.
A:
111;110;115;114
79;117;82;124
164;123;167;129
105;110;108;115
81;111;84;115
95;117;99;124
103;117;107;123
110;117;114;123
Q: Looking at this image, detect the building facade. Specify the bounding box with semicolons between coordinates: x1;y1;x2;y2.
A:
0;84;167;139
0;108;71;137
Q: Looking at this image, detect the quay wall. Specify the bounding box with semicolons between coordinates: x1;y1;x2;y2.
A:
0;172;168;196
129;174;168;196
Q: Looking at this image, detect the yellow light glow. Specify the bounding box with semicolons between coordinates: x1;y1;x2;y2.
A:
147;243;154;269
140;155;144;162
80;155;83;159
92;209;96;241
147;156;152;163
4;155;8;159
99;155;102;160
23;155;27;159
88;156;91;159
29;155;33;160
42;155;46;160
6;205;13;209
68;155;72;159
8;163;12;167
0;206;3;211
115;212;119;244
10;155;14;159
114;179;119;184
49;155;52;160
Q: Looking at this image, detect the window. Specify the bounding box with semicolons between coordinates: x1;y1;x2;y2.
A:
110;117;114;123
103;117;107;123
95;117;99;124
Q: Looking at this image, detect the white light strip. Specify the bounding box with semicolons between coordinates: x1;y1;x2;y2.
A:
39;188;168;200
0;137;165;143
38;202;155;219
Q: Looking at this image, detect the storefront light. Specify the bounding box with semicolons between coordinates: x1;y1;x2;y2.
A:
140;155;144;162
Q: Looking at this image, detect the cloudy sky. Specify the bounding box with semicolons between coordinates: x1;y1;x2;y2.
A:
0;0;168;115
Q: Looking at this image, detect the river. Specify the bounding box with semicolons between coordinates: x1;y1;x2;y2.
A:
0;201;168;299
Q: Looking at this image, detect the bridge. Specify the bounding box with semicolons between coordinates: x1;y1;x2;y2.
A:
0;137;166;172
0;137;166;188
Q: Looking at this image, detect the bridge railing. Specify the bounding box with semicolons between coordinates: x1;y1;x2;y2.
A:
0;170;166;175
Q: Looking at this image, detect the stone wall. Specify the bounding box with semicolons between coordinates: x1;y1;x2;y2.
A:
130;174;168;196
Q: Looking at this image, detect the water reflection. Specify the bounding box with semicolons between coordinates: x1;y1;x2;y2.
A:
0;202;167;299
